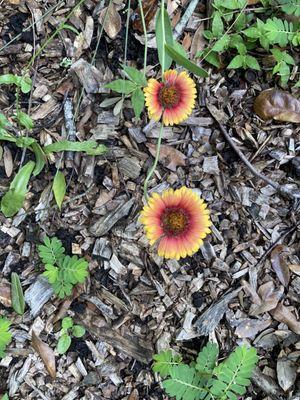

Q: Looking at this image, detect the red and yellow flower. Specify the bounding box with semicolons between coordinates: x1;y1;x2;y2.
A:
140;187;211;260
144;70;196;126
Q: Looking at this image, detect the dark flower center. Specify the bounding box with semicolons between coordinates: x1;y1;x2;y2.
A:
161;208;189;236
158;85;180;109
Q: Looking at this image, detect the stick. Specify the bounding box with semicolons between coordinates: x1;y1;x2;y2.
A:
207;104;300;200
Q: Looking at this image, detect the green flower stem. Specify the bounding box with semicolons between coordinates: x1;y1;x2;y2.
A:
143;122;164;202
137;0;148;76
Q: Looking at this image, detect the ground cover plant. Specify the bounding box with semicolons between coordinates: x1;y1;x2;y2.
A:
0;0;299;399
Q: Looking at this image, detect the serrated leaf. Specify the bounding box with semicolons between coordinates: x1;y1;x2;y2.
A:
131;87;145;119
212;34;230;52
227;55;244;69
57;333;72;354
196;342;219;375
11;273;25;315
122;65;147;86
1;160;35;217
38;236;65;265
165;44;208;77
52;171;66;210
43;265;59;284
153;350;182;377
43;140;107;156
155;5;174;71
212;12;224;37
105;79;136;94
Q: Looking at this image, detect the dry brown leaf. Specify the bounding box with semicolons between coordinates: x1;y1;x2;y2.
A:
254;89;300;122
132;0;158;32
271;303;300;335
182;33;192;51
270;245;291;287
0;283;12;307
190;23;206;58
250;281;284;316
276;350;298;392
3;146;13;178
235;318;271;339
99;3;121;39
31;331;56;379
147;143;186;172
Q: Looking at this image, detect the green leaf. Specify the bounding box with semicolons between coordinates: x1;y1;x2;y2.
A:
212;12;224;37
52;171;66;209
62;317;74;330
280;0;300;17
172;42;188;58
131;88;145;119
0;317;12;358
62;23;80;35
1;394;9;400
245;55;261;70
212;34;230;52
243;26;261;39
19;76;32;94
105;79;136;94
227;55;244;69
0;130;17;143
196;342;219;375
153;350;183;377
100;97;122;107
38;236;65;265
43;265;59;284
155;5;174;71
0;114;10;129
15;111;34;130
31;142;46;176
1;160;35;217
43;140;107;156
11;272;25;315
122;65;147;86
15;137;36;148
0;74;19;86
57;333;72;354
72;325;85;338
165;43;208;77
197;50;221;68
236;43;247;55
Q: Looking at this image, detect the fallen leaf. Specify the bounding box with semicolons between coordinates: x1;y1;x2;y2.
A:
31;331;56;379
190;23;206;58
254;89;300;123
147;143;186;172
271;302;300;335
0;283;12;307
99;3;121;39
270;245;291;287
276;350;298;392
250;281;284;316
132;0;158;33
3;146;13;178
235;317;271;339
182;33;192;51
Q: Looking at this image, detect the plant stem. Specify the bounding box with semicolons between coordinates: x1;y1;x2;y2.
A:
137;0;148;76
143;123;164;201
124;0;131;66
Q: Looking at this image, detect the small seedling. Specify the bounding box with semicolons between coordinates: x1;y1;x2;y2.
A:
38;236;89;299
57;317;85;354
153;342;258;400
0;317;12;359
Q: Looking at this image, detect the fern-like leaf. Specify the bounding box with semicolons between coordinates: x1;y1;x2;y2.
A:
153;350;182;377
196;342;219;376
163;365;208;400
38;236;65;265
60;255;89;284
210;345;258;400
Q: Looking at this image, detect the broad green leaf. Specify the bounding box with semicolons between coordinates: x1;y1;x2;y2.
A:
122;65;147;86
15;137;36;148
62;317;74;330
165;44;208;77
105;79;136;94
227;55;244;69
212;34;230;52
243;27;261;39
57;333;71;354
236;42;247;55
172;42;188;58
52;171;66;209
0;74;19;86
1;160;35;217
11;272;25;315
0;114;10;129
15;111;34;130
20;76;32;94
212;12;224;37
31;142;46;176
155;5;174;71
131;87;145;119
245;55;261;70
0;317;12;358
72;325;85;338
100;97;122;107
43;140;107;156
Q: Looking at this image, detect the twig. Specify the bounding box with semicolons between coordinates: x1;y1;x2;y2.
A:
207;104;300;200
63;97;77;166
173;0;199;40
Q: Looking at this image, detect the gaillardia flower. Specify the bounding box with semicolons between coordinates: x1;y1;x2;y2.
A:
140;187;211;260
144;70;196;126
